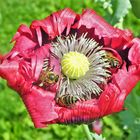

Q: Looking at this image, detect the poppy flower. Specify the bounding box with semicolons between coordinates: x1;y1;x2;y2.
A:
92;120;103;135
0;8;140;128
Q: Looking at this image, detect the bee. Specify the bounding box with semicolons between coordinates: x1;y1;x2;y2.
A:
38;68;59;87
105;51;121;68
33;58;59;87
55;77;85;107
56;94;80;107
109;59;120;68
42;58;49;70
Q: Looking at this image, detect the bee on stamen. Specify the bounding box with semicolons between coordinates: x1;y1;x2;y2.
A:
33;58;59;87
38;68;59;87
109;59;120;68
105;52;121;68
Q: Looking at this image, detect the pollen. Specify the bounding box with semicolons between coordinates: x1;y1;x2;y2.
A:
61;51;90;79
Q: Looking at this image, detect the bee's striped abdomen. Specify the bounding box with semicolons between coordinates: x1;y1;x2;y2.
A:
56;94;79;107
42;58;49;70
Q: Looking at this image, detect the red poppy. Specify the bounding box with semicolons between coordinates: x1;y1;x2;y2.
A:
0;8;140;128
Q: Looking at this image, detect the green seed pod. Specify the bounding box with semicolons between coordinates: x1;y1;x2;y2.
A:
61;51;90;79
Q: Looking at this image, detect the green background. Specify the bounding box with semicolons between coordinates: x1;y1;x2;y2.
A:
0;0;140;140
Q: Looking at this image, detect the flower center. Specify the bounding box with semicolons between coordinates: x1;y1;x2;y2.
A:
61;51;90;79
51;34;121;107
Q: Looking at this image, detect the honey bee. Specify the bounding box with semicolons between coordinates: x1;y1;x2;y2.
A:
109;59;120;68
38;68;59;87
33;58;59;87
55;76;85;107
105;51;121;68
56;94;80;107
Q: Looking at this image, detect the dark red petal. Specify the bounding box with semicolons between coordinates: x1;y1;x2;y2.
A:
0;58;58;128
102;65;140;114
21;86;58;128
19;60;32;81
0;60;19;87
55;99;100;124
36;27;42;46
73;9;133;49
112;64;140;96
12;35;37;55
31;8;77;39
99;83;125;116
4;35;36;61
11;24;33;42
128;38;140;65
31;44;51;80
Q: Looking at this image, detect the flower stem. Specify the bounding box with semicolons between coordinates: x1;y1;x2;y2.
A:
82;124;93;140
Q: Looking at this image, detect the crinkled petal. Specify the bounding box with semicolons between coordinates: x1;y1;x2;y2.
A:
0;60;19;87
99;64;140;115
31;8;77;39
36;27;42;46
128;38;140;65
55;99;100;124
11;35;37;56
113;64;140;96
0;57;58;128
73;9;133;49
31;44;51;80
21;86;58;128
11;24;33;42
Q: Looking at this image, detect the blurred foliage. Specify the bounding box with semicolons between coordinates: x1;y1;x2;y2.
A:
0;0;140;140
130;0;140;18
